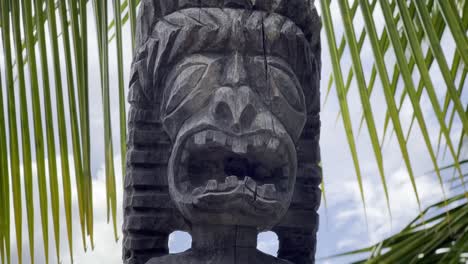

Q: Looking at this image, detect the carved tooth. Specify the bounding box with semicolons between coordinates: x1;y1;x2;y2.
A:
206;179;218;191
264;184;276;192
206;130;214;142
226;136;233;148
267;138;280;152
195;131;207;145
213;131;227;146
192;186;205;196
232;138;241;152
246;137;253;149
225;176;239;188
257;184;276;200
253;135;264;148
233;138;248;153
244;176;257;192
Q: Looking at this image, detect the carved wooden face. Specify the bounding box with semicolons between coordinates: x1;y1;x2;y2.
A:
156;9;310;230
162;51;307;229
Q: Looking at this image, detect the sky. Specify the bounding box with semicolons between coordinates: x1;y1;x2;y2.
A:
1;1;467;264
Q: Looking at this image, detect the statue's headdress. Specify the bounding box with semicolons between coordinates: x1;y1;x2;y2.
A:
134;0;321;48
124;1;322;263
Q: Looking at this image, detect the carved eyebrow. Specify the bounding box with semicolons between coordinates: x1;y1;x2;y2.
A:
164;54;217;83
168;54;300;87
162;59;211;112
165;61;207;85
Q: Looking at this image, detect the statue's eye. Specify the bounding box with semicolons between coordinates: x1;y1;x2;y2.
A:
165;63;207;114
248;56;305;112
269;63;304;112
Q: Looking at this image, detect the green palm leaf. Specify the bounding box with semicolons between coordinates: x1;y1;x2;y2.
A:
57;0;89;253
112;0;127;180
45;0;75;260
414;1;468;134
33;0;62;261
0;1;19;263
336;0;392;218
21;0;51;260
0;55;10;264
321;0;369;221
10;1;36;263
341;190;468;263
91;0;118;241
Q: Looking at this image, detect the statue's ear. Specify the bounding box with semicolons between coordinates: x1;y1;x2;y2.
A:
273;114;322;264
124;115;189;263
124;40;189;263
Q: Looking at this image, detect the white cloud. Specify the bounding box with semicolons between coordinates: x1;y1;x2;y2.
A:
71;157;124;264
257;232;279;256
168;231;191;254
8;156;124;264
336;239;360;250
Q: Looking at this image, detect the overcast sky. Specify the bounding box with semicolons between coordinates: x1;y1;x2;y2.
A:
1;1;467;264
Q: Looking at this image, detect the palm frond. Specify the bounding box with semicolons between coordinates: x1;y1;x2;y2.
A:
321;0;467;261
339;185;468;263
45;0;75;260
0;52;10;264
10;1;35;263
91;0;118;242
321;0;370;225
321;0;467;212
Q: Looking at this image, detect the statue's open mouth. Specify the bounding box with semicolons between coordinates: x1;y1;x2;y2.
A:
171;128;296;205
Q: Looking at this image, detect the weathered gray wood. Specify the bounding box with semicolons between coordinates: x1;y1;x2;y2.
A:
124;1;321;263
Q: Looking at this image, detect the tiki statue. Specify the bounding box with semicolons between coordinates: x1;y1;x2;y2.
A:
124;1;322;263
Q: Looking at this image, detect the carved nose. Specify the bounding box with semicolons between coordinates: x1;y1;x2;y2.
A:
213;87;258;132
223;53;247;87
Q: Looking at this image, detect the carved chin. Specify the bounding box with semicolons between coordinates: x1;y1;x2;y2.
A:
168;127;297;227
